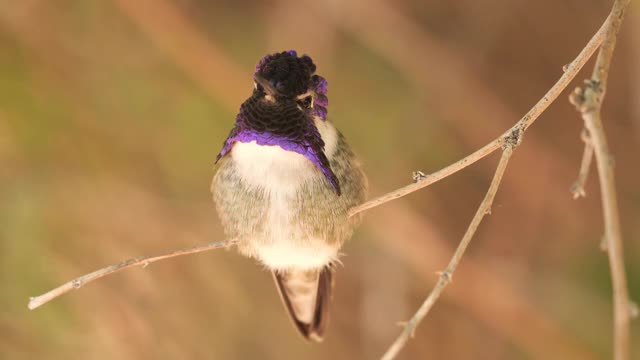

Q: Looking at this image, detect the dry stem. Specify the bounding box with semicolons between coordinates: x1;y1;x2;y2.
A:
584;108;629;360
27;240;236;310
349;14;608;217
570;129;594;199
568;1;631;359
381;146;514;360
571;0;631;201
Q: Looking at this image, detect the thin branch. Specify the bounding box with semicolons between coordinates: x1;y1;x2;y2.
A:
28;240;236;310
570;129;594;199
349;13;609;218
582;109;629;360
381;146;514;360
571;0;631;200
370;203;598;360
568;1;631;359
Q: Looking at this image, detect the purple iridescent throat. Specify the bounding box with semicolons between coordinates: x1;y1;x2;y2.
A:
215;50;339;195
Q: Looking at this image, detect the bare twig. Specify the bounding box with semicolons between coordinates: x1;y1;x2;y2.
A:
349;11;609;218
382;145;514;360
28;240;236;310
581;108;629;360
568;1;631;359
571;0;631;202
315;0;600;222
371;203;597;360
570;129;594;199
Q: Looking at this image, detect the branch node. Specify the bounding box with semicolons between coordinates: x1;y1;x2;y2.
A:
71;279;83;289
569;79;602;113
395;320;418;337
408;320;417;338
570;183;587;199
437;270;453;284
142;261;150;269
412;171;427;183
502;126;524;150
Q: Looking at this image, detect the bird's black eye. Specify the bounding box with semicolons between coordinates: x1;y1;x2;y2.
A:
297;95;313;109
255;82;264;94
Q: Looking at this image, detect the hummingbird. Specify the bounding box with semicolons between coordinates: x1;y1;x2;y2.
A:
211;50;368;341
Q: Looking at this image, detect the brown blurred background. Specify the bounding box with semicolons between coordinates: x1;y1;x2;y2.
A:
1;1;639;359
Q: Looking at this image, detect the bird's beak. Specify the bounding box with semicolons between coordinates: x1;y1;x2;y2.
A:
254;74;279;96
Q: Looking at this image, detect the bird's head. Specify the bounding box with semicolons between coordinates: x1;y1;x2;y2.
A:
216;50;339;194
251;50;328;120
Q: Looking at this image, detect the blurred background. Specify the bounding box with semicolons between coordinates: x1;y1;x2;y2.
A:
1;0;639;359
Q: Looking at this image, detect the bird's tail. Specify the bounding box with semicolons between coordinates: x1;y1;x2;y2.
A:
272;266;334;342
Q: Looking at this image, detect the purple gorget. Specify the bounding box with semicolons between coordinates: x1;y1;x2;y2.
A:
215;50;339;195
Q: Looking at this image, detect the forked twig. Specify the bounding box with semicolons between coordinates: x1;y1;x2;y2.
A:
381;145;514;360
349;13;609;217
568;3;631;360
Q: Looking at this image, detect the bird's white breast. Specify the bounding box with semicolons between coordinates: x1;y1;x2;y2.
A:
231;117;338;194
230;118;340;271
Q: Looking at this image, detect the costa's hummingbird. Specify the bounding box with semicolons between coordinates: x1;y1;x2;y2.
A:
211;50;368;341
